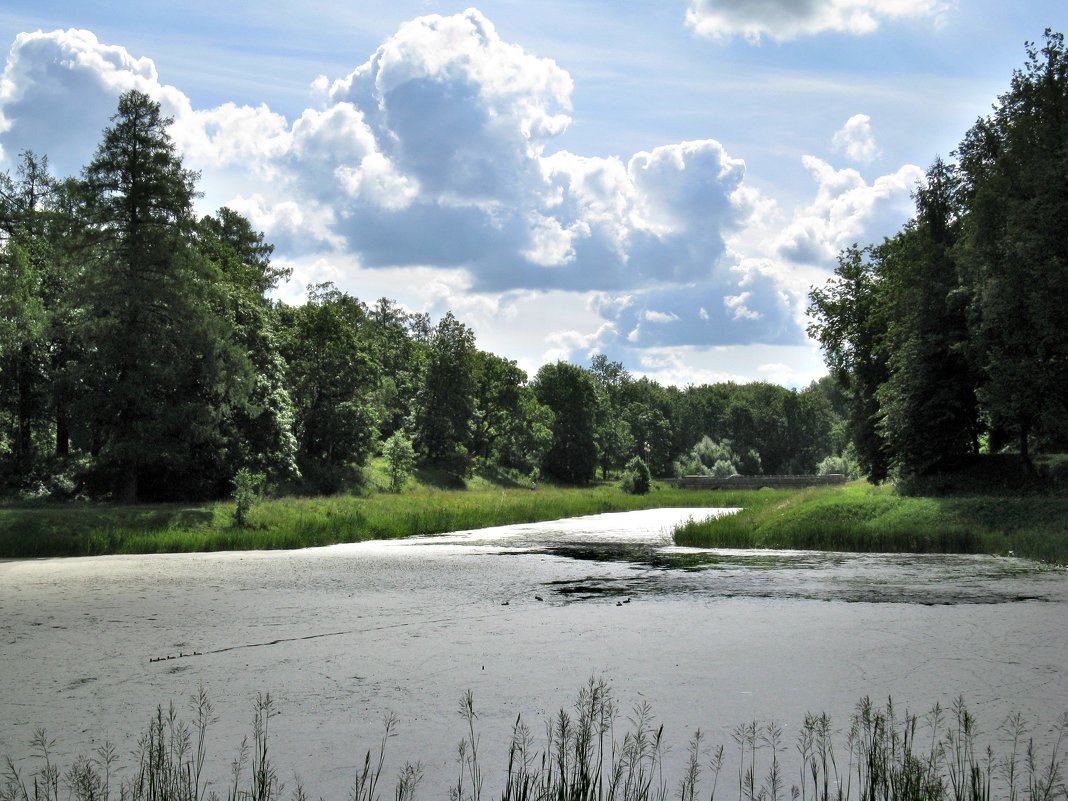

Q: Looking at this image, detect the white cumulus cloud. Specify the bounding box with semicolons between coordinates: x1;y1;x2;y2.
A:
686;0;951;42
832;113;882;164
776;155;923;266
0;28;189;173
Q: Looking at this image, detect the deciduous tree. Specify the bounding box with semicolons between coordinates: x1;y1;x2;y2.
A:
414;312;477;474
957;30;1068;469
533;361;597;484
808;245;891;481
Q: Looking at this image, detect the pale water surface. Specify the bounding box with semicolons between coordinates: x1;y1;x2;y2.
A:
1;507;1066;798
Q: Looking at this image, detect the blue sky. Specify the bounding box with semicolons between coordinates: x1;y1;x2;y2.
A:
0;1;1062;387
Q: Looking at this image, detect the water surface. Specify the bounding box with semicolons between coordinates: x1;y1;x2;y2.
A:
1;507;1065;798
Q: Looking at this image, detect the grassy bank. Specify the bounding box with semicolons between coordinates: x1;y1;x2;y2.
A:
0;477;735;559
6;466;1066;562
3;682;1066;801
673;482;1068;564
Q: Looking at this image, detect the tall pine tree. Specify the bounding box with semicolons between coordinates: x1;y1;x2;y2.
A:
78;91;248;500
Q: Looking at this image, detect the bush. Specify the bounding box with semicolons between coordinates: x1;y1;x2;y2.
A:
672;436;759;478
620;456;651;494
438;443;472;481
817;453;859;480
1038;454;1068;490
382;431;416;492
232;468;264;527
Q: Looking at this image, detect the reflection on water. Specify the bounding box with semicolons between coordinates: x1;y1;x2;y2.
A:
418;506;1064;606
524;548;1057;605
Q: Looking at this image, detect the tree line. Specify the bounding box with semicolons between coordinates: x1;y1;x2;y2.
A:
808;30;1068;483
0;91;847;503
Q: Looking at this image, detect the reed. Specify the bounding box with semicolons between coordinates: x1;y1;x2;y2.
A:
0;484;755;559
4;480;1066;563
672;484;1068;564
3;684;1065;801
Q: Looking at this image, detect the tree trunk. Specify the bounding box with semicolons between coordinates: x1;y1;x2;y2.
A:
55;414;69;457
1019;424;1036;476
54;392;69;457
16;352;32;471
120;462;139;503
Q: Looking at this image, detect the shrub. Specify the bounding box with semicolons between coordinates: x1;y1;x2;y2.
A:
382;432;416;493
620;456;651;494
817;453;855;479
232;468;264;528
673;436;759;478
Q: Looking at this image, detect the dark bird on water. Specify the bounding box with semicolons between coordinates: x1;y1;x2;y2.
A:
534;594;544;601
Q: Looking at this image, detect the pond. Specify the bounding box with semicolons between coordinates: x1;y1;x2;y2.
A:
1;507;1065;799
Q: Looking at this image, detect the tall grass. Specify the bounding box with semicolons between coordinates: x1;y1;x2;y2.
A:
673;484;1068;564
3;683;1066;801
5;479;1067;563
0;484;747;559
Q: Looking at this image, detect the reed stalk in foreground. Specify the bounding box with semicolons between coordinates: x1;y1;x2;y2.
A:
2;683;1065;801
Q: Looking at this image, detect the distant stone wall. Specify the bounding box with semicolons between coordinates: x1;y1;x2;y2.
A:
668;473;847;490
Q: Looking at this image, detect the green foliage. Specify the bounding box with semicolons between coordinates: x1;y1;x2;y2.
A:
414;312;477;471
491;386;554;473
624;401;673;476
958;30;1068;468
382;431;416;492
231;468;264;528
876;159;980;478
783;383;837;473
673;436;758;478
74;91;258;501
594;416;634;479
808;246;891;482
198;208;299;486
0;240;47;479
0;153;76;486
668;381;836;479
366;298;426;441
590;355;636;478
533;362;598;485
815;451;860;481
469;350;526;462
278;283;379;492
809;32;1068;483
620;456;651;494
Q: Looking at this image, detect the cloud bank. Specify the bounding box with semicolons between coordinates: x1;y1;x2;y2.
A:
0;10;924;381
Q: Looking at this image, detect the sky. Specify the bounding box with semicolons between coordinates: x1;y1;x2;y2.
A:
0;1;1062;388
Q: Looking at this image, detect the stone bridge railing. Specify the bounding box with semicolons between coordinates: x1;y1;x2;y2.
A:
667;473;847;490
